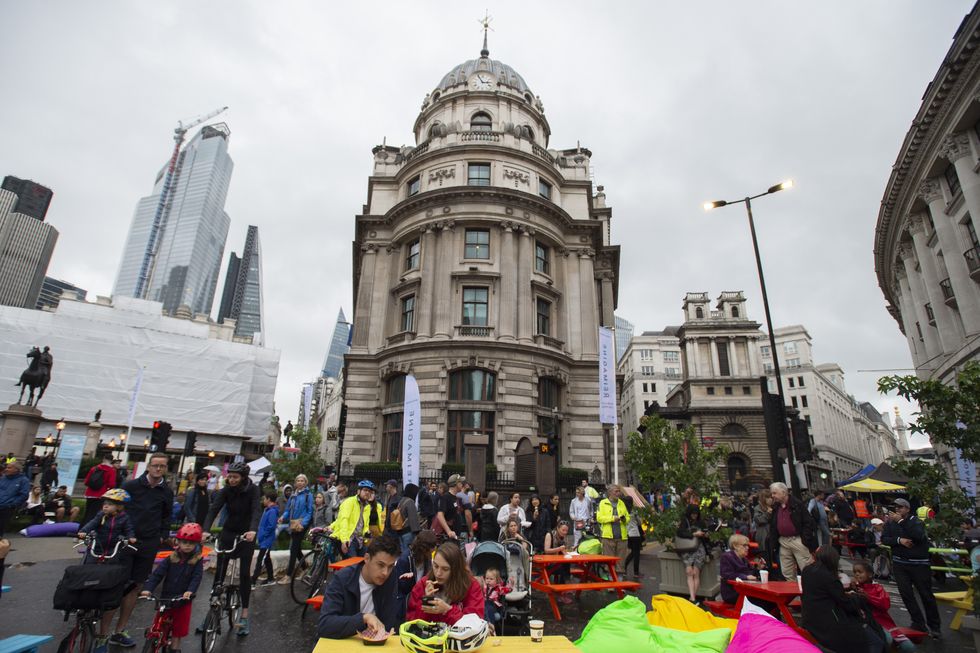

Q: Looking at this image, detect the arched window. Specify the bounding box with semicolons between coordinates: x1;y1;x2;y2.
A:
727;454;749;492
386;374;406;405
731;306;740;318
721;423;748;437
695;307;704;319
449;368;495;401
470;112;492;132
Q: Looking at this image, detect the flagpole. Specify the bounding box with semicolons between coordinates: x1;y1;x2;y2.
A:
122;366;145;463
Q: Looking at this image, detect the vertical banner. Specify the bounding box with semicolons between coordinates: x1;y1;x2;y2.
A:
302;383;314;427
598;326;617;424
56;433;87;492
402;374;421;487
955;448;977;498
126;365;144;427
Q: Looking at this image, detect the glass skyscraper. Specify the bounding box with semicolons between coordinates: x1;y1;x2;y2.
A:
217;225;264;344
615;315;634;363
0;176;58;309
114;124;233;316
321;308;350;379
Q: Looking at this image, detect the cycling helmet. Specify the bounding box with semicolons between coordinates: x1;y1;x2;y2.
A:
227;461;250;476
399;620;447;653
446;614;489;652
357;479;377;491
175;522;204;542
102;488;131;504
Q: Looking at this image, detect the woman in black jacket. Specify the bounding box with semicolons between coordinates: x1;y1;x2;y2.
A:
526;494;550;553
183;474;210;525
801;547;886;653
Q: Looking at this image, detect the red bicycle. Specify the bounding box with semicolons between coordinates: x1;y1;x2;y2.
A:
139;596;191;653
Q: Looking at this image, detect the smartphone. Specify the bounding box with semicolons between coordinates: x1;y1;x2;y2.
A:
422;596;435;605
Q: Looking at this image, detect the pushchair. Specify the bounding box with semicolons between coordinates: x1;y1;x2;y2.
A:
470;539;531;635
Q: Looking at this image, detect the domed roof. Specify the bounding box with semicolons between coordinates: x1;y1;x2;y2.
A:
435;54;531;96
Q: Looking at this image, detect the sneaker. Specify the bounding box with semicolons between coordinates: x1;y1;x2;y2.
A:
236;618;250;637
92;638;109;653
110;630;136;647
930;629;943;640
260;578;277;587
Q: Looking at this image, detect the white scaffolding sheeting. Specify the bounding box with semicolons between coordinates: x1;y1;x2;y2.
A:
0;297;279;439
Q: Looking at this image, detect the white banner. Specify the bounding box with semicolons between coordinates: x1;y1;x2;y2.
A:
402;374;421;487
56;433;87;492
127;366;144;428
598;326;617;424
302;383;314;427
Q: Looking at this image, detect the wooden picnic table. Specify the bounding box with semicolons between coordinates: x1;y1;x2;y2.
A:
311;635;578;651
531;553;640;621
329;556;364;571
727;580;812;640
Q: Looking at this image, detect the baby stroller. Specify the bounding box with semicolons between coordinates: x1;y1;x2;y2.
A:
470;540;531;635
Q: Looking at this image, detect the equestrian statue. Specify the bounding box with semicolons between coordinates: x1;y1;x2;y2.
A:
16;346;52;406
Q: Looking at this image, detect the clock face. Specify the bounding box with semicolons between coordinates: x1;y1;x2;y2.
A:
471;74;494;90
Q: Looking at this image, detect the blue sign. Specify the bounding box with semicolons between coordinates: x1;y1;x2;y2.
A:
57;433;88;493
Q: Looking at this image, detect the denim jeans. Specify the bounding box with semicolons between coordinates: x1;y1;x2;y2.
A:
400;531;415;552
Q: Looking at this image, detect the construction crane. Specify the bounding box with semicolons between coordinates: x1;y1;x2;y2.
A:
134;106;228;299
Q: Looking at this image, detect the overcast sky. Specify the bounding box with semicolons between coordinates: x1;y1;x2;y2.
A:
3;1;970;449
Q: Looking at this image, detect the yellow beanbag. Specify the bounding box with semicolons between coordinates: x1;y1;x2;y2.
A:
646;594;738;637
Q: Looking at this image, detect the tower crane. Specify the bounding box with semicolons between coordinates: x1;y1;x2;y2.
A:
134;106;229;299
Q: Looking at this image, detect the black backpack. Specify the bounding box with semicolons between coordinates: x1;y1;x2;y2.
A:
53;563;129;611
86;466;105;491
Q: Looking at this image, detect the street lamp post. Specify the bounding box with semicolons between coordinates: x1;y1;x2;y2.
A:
704;180;803;492
54;419;66;456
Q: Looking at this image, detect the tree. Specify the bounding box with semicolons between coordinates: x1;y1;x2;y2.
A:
625;415;730;546
270;425;325;486
878;361;980;462
888;457;973;547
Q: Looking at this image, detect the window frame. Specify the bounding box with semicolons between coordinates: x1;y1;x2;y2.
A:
461;286;489;326
464;229;490;259
400;294;416;332
447;410;494;463
467;162;491;186
386;375;406;405
449;368;496;401
408;175;421;197
534;241;550;274
405;239;420;271
538;179;552;200
382;412;403;462
470;112;493;132
536;297;551;336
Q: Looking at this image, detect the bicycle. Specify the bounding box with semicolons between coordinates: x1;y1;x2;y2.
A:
139;596;190;653
56;535;135;653
199;536;242;653
290;527;336;608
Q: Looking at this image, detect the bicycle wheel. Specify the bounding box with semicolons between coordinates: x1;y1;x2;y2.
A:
226;588;242;630
57;620;91;653
141;634;161;653
200;606;221;653
289;551;317;605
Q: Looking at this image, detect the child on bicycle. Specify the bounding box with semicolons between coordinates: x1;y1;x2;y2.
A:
251;490;279;587
139;523;204;653
77;488;136;563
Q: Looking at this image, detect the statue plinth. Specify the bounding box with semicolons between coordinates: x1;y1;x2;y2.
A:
0;404;44;459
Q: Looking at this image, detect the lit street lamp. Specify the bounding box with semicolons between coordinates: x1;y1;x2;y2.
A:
704;180;802;491
52;419;66;455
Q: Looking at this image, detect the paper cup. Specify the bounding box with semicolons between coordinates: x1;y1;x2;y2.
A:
529;619;544;643
759;570;769;583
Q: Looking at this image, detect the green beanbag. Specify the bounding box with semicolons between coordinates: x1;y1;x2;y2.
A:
575;596;731;653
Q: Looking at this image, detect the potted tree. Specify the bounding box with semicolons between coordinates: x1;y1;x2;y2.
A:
625;415;730;598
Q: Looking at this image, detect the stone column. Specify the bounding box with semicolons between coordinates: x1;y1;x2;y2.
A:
517;228;534;343
685;339;699;378
908;212;960;353
919;178;980;334
945;132;980;239
599;272;615;327
747;336;760;377
710;336;721;376
893;269;925;368
351;245;378;348
726;337;738;376
563;248;582;354
0;405;43;459
498;224;518;341
898;243;942;360
432;222;454;339
416;227;437;337
555;249;570;349
370;245;392;350
578;250;598;356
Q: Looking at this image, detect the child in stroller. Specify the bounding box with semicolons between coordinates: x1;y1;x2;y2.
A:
470;538;531;635
480;568;511;628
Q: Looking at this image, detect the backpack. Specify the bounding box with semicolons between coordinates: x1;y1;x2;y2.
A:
390;500;406;532
86;466;105;491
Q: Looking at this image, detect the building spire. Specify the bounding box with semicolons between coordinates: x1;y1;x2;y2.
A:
478;11;492;57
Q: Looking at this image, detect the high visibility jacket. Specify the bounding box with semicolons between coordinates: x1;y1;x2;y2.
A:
596;498;630;540
330;496;385;544
853;499;870;519
584;485;599;500
916;505;934;520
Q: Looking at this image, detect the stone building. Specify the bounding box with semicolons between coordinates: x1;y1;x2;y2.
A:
617;327;683;434
341;39;620;476
873;4;980;495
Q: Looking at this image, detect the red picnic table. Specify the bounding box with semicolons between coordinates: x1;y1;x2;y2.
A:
531;553;640;621
726;580;815;642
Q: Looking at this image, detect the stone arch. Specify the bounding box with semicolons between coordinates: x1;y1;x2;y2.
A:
720;421;749;437
727;452;751;492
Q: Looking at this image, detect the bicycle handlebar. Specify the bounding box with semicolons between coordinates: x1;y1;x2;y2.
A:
73;534;136;560
212;535;243;555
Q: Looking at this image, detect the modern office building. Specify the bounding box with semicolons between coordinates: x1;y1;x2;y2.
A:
873;4;980;496
618;327;683;433
0;176;58;309
217;225;264;344
321;308;351;379
341;38;620;477
36;277;86;310
114;124;233;316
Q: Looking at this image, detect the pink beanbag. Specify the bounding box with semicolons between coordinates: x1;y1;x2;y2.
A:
727;614;821;653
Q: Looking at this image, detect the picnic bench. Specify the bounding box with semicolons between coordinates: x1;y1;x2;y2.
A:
935;575;974;630
726;580;818;644
304;556;366;613
531;553;640;621
0;635;54;653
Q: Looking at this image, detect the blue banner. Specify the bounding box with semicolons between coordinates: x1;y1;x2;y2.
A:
57;433;87;492
402;374;421;487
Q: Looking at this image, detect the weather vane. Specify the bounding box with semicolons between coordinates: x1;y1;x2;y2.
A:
478;10;493;56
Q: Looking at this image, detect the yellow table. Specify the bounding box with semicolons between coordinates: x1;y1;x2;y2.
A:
311;635;579;652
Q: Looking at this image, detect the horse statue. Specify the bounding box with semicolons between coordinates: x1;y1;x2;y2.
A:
16;346;52;406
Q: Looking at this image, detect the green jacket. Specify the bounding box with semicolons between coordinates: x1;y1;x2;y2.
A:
596;497;629;540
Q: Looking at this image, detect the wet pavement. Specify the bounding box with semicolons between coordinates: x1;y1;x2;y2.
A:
1;534;975;651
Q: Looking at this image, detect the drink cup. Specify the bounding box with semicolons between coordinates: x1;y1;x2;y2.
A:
529;619;544;643
759;570;769;583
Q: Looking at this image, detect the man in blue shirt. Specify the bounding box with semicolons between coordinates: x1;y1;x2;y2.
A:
0;461;30;537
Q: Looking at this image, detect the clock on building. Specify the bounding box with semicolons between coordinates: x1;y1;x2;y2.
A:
470;73;495;90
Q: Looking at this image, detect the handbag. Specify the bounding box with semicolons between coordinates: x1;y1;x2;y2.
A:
289;519;305;533
672;536;699;553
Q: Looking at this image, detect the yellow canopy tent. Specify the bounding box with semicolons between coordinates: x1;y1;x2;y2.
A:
839;477;905;492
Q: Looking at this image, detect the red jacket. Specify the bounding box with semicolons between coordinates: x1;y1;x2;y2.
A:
83;464;117;499
406;576;484;625
856;580;898;631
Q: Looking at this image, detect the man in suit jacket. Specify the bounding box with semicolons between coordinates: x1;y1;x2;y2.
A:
318;536;402;639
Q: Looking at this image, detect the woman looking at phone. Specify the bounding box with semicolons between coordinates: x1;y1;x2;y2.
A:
406;542;484;625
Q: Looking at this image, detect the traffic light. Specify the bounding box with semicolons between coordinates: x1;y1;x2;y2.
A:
150;421;172;452
538;437;558;456
183;430;198;457
790;415;813;462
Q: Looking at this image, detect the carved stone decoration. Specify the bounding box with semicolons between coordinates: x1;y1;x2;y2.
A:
523;212;530;219
361;243;379;253
579;236;589;243
505;207;514;215
428;166;456;186
897;242;914;261
939;132;972;162
369;231;378;238
442;206;451;214
917;178;944;204
906;213;930;236
502;166;530;187
426;209;434;218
